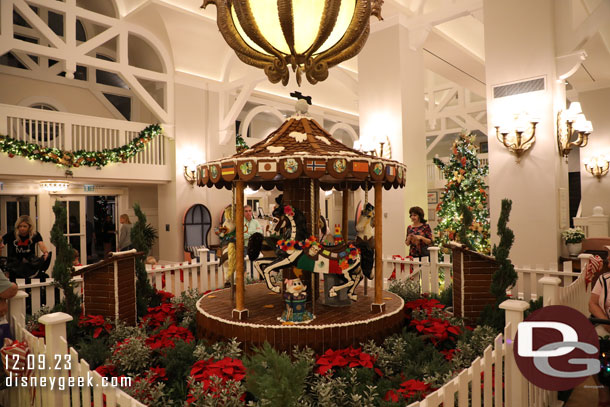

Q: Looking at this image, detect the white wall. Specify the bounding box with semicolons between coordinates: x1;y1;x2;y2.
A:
579;87;610;217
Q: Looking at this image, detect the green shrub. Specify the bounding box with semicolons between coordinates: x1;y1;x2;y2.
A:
244;342;310;406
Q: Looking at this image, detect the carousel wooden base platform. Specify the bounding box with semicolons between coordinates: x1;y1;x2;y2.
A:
196;283;404;354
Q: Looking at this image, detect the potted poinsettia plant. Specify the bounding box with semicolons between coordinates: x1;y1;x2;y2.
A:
561;227;586;257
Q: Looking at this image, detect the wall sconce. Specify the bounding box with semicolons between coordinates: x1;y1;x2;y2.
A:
494;113;538;162
584;155;609;181
183;165;196;185
557;102;592;160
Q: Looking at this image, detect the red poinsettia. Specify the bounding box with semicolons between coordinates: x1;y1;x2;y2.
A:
315;347;381;376
409;317;461;345
79;315;113;338
145;325;194;350
187;357;246;403
440;348;458;361
156;290;174;303
141;303;183;329
95;364;119;378
30;323;45;338
384;379;433;402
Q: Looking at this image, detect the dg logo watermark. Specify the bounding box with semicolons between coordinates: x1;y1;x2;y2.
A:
514;305;600;391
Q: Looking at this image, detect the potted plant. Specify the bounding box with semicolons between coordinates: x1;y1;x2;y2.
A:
561;227;586;257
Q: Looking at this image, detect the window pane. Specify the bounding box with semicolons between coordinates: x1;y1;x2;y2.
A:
18;200;29;216
6;202;17;231
69;201;80;233
59;201;67;234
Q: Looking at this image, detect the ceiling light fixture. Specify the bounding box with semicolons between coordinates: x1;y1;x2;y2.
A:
40;181;69;193
202;0;384;85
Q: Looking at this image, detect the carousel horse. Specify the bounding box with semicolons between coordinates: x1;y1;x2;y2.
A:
355;203;375;279
216;206;236;285
253;201;365;301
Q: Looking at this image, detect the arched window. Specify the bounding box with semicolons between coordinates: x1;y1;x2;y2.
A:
183;204;212;259
26;103;61;142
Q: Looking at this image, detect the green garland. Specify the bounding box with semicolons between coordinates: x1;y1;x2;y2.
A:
0;124;162;168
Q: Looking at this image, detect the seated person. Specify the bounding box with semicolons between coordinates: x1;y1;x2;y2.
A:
0;215;49;280
0;271;18;343
588;272;610;405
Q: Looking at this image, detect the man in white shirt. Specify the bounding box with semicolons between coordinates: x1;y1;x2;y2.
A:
244;205;262;246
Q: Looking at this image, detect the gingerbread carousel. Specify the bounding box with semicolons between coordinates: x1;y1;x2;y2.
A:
195;100;408;353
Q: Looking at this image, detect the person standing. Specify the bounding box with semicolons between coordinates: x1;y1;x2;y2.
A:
0;215;49;279
118;214;133;251
102;215;116;255
243;205;262;246
405;206;433;258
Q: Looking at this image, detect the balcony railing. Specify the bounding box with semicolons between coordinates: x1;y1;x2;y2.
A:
0;103;172;181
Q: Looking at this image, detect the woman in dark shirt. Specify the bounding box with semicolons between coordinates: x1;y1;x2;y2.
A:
405;206;433;258
1;215;48;262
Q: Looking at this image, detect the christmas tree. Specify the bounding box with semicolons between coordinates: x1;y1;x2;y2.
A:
131;203;159;316
433;132;490;254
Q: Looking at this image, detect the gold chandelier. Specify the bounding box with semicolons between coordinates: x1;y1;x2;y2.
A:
202;0;384;85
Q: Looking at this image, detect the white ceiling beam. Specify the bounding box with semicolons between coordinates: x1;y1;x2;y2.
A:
25;0;116;27
13;0;65;50
566;0;610;53
404;0;482;29
1;0;13;40
218;81;258;144
123;72;169;123
76;26;120;56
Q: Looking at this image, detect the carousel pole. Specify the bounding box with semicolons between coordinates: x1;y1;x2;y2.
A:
232;181;248;320
342;189;349;242
372;181;385;313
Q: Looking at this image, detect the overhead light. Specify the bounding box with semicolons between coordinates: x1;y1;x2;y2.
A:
202;1;384;85
40;181;69;192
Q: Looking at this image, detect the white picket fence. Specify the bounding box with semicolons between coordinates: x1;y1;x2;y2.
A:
5;292;145;407
14;249;246;314
508;256;585;303
383;247;453;294
6;251;594;407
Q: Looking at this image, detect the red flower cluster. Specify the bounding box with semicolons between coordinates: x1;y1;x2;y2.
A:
315;347;381;376
141;303;183;329
409;318;461;345
30;323;45;338
440;348;457;361
79;315;113;338
156;290;174;303
187;357;246;403
384;379;433;402
404;298;445;314
95;364;119;378
145;325;194;350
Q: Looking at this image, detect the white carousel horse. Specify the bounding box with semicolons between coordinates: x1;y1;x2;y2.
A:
253;203;364;300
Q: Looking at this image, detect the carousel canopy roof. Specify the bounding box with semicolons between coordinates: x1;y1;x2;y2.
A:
197;104;406;191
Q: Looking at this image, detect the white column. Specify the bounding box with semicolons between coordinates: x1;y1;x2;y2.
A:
499;299;530;407
39;312;73;407
539;276;561;306
359;21;427;257
484;0;568;266
8;291;28;340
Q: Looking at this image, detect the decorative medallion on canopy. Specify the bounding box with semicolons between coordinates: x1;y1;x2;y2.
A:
197;110;406;191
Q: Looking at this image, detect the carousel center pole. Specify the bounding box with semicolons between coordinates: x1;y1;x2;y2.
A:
372;181;385;313
232;181;248;320
342;189;349;242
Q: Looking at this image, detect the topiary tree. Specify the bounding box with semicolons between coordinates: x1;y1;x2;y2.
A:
50;201;82;336
479;199;518;331
131;203;158;317
433;132;490;254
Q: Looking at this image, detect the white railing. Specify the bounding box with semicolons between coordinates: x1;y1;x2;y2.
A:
6;292;145;407
383;247;453;294
15;249;253;313
508;260;582;302
573;213;609;238
0;103;171;176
